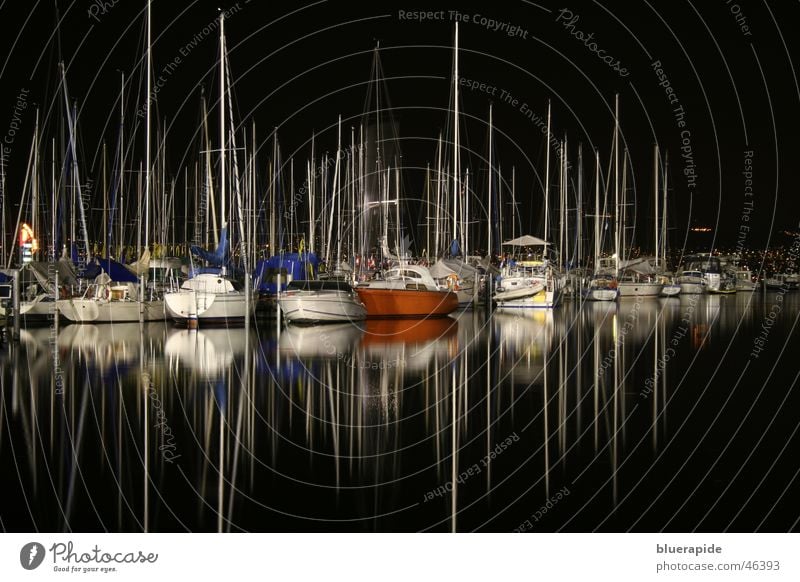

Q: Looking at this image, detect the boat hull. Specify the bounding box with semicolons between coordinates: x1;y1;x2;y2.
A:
496;289;558;309
56;299;165;323
617;282;663;297
164;290;250;325
279;292;367;324
493;283;545;303
584;288;619;301
355;288;458;318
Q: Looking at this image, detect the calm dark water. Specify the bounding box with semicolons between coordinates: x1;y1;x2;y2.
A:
2;291;799;532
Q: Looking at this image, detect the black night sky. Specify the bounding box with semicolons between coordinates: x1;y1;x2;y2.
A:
1;0;798;256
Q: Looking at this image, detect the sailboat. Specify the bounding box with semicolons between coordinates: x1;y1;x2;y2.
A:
584;149;618;301
355;236;458;318
57;4;169;323
494;102;561;309
653;145;681;297
278;279;366;324
613;97;662;298
164;11;251;326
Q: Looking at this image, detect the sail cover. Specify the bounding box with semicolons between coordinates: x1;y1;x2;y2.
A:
502;234;549;247
191;226;229;266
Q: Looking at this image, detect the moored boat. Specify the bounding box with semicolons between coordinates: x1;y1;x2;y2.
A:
164;273;250;325
355;265;458;318
278;280;366;324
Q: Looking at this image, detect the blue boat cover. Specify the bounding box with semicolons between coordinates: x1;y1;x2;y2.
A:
190;226;228;266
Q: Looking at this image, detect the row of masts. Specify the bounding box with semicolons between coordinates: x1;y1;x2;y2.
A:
2;18;677;281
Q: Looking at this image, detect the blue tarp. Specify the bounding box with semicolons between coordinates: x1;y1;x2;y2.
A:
99;258;139;283
77;258;138;282
190;226;228;266
255;252;318;294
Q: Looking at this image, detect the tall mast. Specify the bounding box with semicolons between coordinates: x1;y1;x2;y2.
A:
119;72;124;259
654;143;659;271
452;23;460;251
219;11;227;235
662;151;669;269
487;104;493;258
144;0;151;261
577;143;583;275
425;162;430;257
32;108;39;240
613;94;620;275
594;149;600;275
435;131;442;256
511;166;516;242
544;100;551;253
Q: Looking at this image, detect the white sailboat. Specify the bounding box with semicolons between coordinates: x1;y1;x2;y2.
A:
614;97;661;298
164;12;251;326
584;149;618;301
655;147;680;297
278;280;366;324
494;101;560;309
57;4;166;323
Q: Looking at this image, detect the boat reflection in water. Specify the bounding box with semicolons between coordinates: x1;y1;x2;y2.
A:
2;292;799;532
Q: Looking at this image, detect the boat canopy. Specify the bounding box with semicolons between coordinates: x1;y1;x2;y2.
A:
502;234;549;247
619;257;656;275
428;259;457;279
191;226;229;266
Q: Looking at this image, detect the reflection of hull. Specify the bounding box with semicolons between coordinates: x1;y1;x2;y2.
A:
164;328;250;376
617;282;662;297
56;298;165;323
361;318;458;371
355;288;458;318
679;282;706;294
164;290;249;324
279;292;366;324
56;323;147;369
279;323;363;358
493;311;553;383
362;317;458;345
